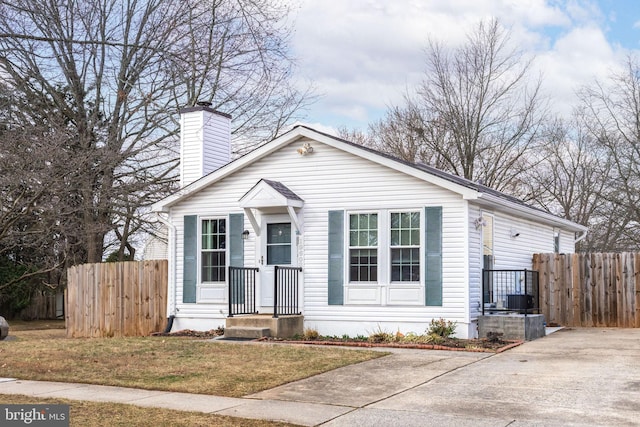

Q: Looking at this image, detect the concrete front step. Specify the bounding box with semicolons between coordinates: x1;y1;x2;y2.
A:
225;314;303;339
224;326;271;339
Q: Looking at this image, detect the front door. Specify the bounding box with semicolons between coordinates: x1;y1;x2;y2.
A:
260;215;297;309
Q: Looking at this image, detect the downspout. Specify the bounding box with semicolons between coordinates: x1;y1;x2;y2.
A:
156;211;178;332
163;314;175;334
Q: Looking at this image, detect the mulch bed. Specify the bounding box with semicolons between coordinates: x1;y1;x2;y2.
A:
151;329;224;338
263;337;523;353
152;329;523;353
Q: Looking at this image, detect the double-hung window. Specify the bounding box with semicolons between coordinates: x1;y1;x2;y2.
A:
330;207;441;306
349;213;378;282
390;212;420;282
201;218;226;282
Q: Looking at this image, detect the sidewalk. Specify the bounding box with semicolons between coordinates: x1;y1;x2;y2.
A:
0;377;350;426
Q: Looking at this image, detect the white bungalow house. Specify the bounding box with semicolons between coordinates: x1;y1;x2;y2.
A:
152;105;587;339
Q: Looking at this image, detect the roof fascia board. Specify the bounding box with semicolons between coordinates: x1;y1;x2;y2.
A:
477;192;588;232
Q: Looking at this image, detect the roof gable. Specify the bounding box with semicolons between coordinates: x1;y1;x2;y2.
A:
239;179;304;209
152;125;586;233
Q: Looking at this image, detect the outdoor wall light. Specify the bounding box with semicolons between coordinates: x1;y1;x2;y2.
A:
474;216;487;230
242;230;250;240
296;142;314;156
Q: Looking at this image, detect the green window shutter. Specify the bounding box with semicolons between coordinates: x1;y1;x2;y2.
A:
183;215;197;303
229;213;244;267
328;210;344;305
228;213;245;305
425;206;443;306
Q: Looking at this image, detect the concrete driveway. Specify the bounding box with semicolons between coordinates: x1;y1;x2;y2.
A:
246;328;640;426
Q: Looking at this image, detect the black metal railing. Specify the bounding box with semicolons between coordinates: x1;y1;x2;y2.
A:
273;266;302;318
482;269;539;315
228;266;259;317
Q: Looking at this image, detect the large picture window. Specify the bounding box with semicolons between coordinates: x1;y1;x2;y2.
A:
390;211;420;282
202;218;226;282
349;213;378;282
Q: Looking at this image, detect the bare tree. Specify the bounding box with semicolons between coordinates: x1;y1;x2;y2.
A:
519;115;616;251
577;56;640;250
363;19;546;192
0;0;312;269
0;85;74;290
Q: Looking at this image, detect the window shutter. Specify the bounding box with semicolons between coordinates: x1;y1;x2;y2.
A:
229;213;244;267
183;215;197;303
425;206;443;306
328;210;344;305
229;213;245;305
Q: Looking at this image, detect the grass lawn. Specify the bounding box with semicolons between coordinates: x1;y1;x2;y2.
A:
0;320;386;426
1;320;385;397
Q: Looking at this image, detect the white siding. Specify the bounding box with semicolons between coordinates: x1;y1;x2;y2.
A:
559;229;576;253
473;209;552;270
180;109;231;187
143;233;168;260
201;113;231;176
169;138;473;337
467;205;579;339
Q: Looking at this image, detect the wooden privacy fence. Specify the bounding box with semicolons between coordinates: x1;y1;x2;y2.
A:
533;253;640;327
66;260;168;337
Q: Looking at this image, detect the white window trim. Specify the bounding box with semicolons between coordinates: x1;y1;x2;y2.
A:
344;209;424;306
389;210;422;285
481;211;495;262
553;228;560;253
347;211;379;285
197;216;228;303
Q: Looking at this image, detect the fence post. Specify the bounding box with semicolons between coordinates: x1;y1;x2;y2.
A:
273;266;279;318
524;269;528;317
228;266;234;317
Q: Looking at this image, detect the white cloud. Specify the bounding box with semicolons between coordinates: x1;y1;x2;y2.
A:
534;25;622;116
290;0;636;131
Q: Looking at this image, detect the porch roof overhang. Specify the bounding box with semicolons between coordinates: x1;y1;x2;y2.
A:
239;179;304;236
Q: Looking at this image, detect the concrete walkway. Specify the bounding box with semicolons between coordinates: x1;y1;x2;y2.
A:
1;328;640;426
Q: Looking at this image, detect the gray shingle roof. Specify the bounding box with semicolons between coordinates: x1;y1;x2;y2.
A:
261;179;303;201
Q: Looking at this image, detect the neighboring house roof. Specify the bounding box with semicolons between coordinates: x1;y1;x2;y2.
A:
153;125;587;233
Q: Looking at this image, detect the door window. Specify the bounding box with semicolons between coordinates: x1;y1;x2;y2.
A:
266;223;291;265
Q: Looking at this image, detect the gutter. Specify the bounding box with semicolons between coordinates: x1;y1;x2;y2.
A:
574;229;588;245
156;212;177;321
478;192;588;233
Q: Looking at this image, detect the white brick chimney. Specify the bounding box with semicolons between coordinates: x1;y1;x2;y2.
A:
179;102;231;187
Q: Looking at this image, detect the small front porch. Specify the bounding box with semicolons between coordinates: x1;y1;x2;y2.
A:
224;265;304;339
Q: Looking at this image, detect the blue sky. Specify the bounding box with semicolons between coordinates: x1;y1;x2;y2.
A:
290;0;640;134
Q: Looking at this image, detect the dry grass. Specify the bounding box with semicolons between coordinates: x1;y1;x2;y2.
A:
8;319;66;331
0;321;385;397
0;394;298;427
